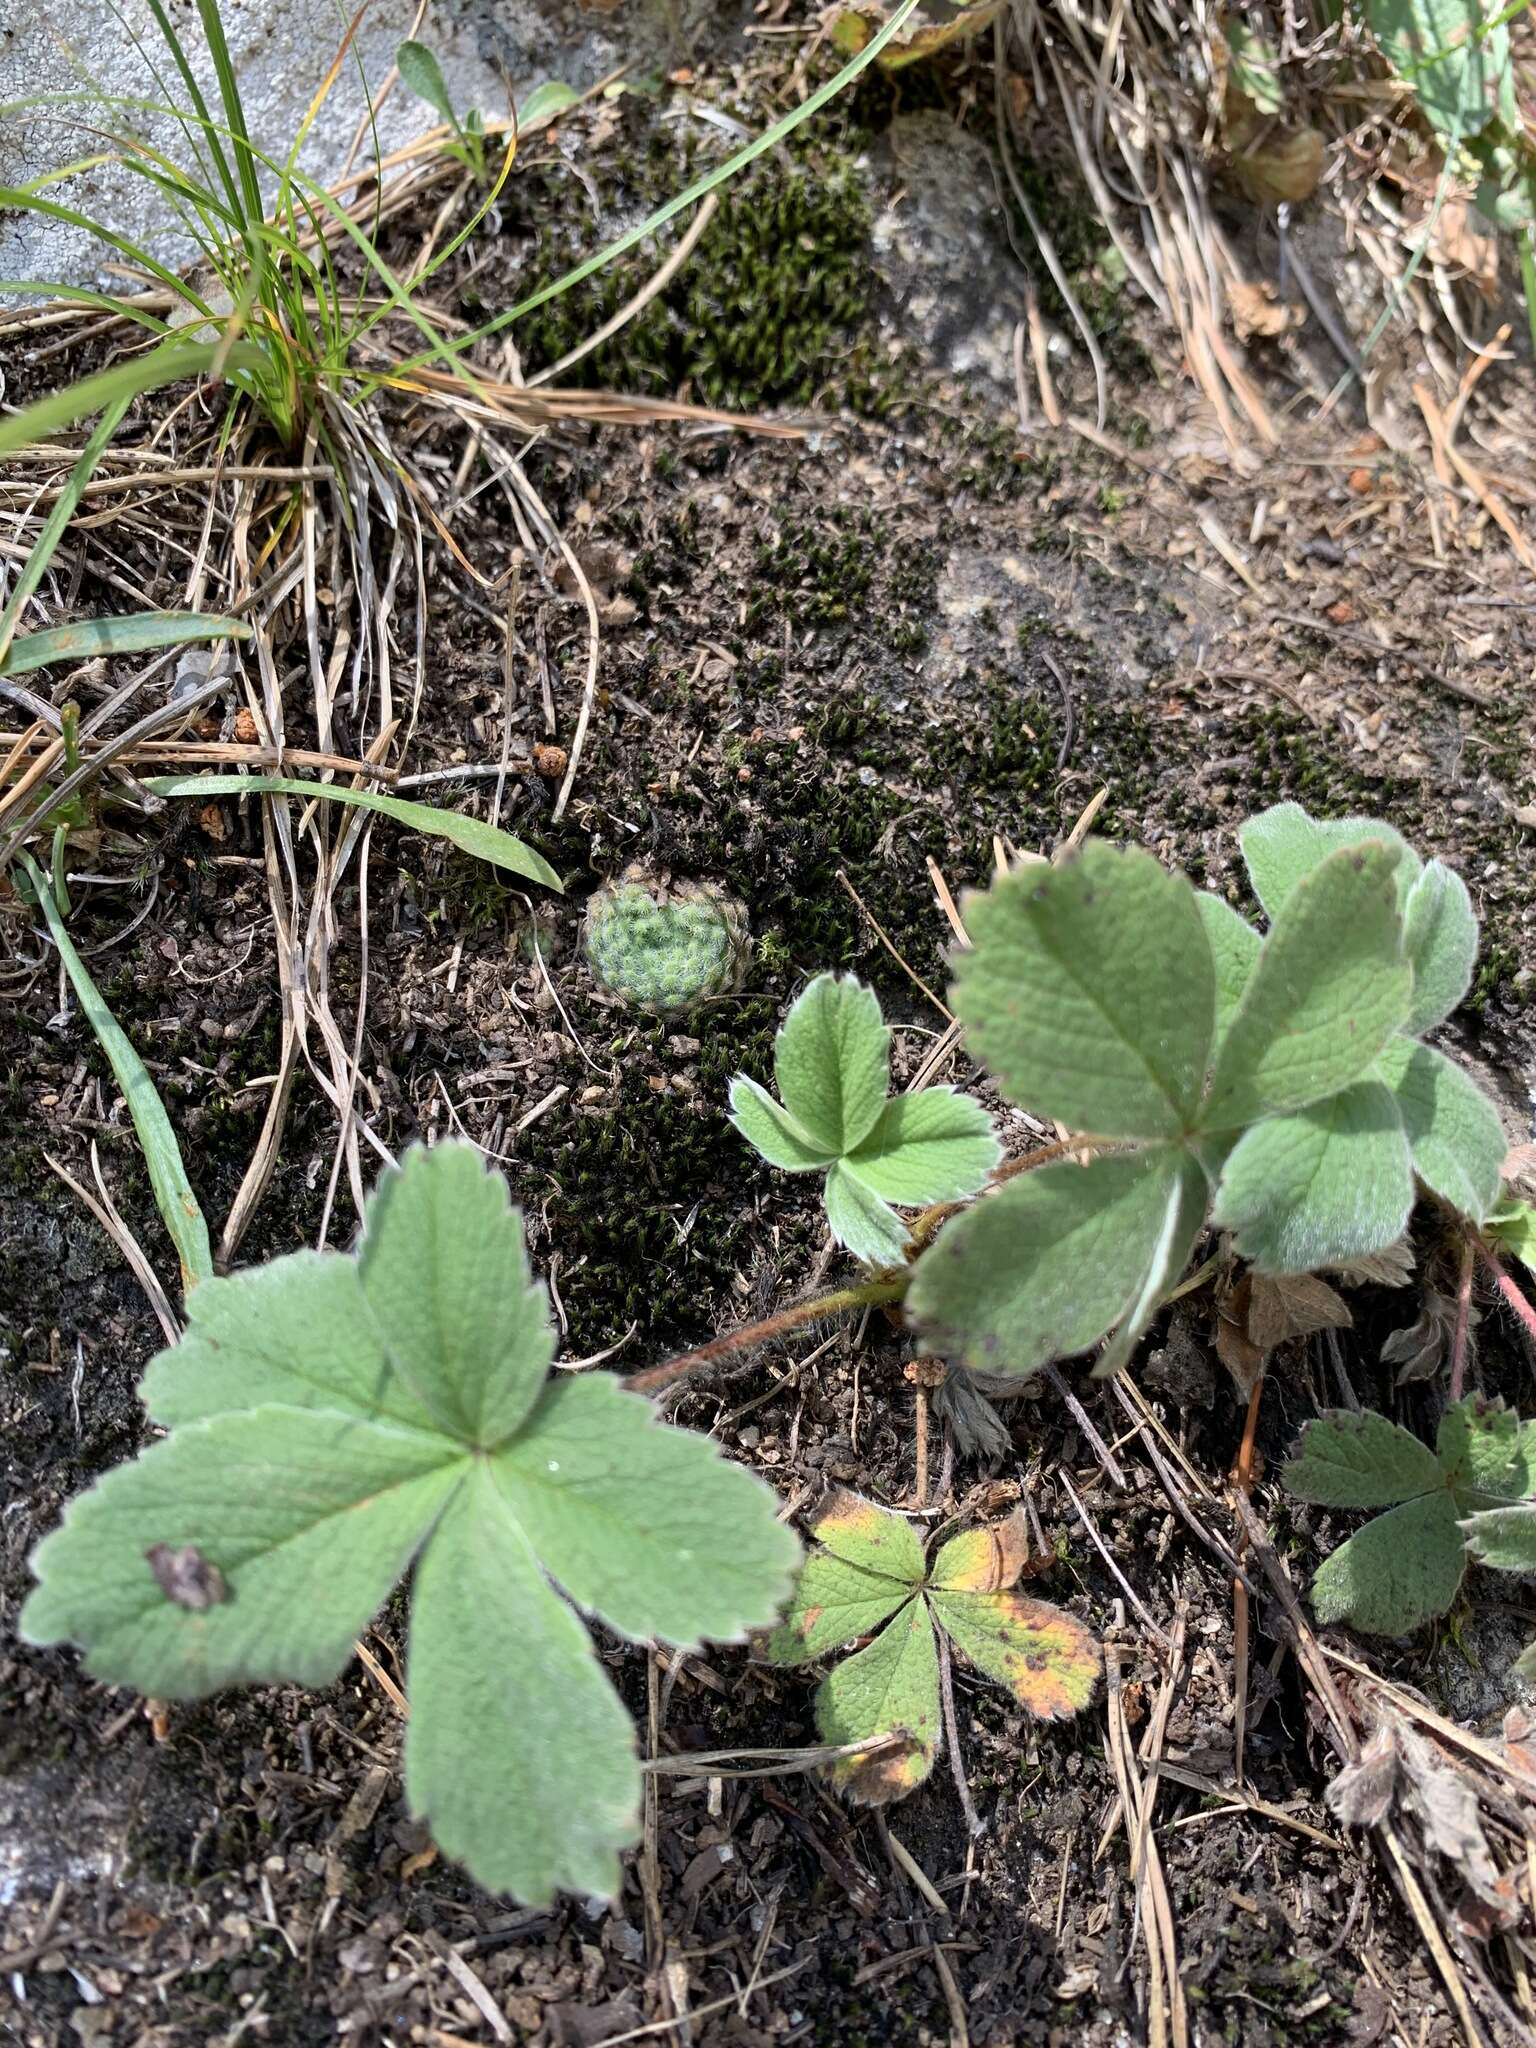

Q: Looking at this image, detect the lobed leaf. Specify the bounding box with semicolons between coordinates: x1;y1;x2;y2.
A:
1197;890;1262;1038
1284;1409;1443;1509
359;1144;553;1447
766;1550;915;1665
406;1463;640;1904
1437;1398;1536;1510
823;1159;910;1267
951;841;1215;1140
1461;1505;1536;1574
842;1089;999;1204
1374;1038;1505;1225
1239;802;1419;921
1202;843;1411;1129
815;1599;939;1803
144;1251;436;1432
727;1076;836;1171
1309;1490;1466;1635
1211;1081;1414;1274
20;1408;465;1697
929;1590;1101;1718
1402;860;1477;1035
929;1508;1032;1593
908;1148;1200;1383
807;1488;927;1582
774;974;890;1154
491;1373;799;1645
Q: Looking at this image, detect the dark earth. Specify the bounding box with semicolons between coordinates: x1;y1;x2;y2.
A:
4;19;1536;2047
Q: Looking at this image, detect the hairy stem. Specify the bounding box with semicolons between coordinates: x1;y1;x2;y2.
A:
624;1275;909;1396
1448;1234;1476;1404
1475;1241;1536;1345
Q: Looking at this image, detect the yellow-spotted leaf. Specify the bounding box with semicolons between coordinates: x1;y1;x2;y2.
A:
815;1598;940;1804
807;1487;927;1583
766;1549;915;1666
929;1588;1101;1719
929;1507;1032;1592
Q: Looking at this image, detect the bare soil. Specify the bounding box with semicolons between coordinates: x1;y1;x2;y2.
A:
3;37;1536;2048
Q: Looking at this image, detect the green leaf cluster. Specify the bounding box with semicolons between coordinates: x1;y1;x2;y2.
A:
767;1490;1099;1801
730;974;999;1264
1284;1398;1536;1634
902;804;1503;1384
21;1143;799;1904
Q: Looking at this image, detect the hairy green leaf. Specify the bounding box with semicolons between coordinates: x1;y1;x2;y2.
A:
1366;0;1513;140
727;1077;836;1171
1310;1489;1467;1635
21;1408;465;1696
929;1590;1101;1718
807;1488;927;1582
824;1159;910;1267
1197;891;1262;1037
1375;1037;1505;1224
144;776;561;890
775;973;890;1154
406;1463;639;1904
815;1599;939;1800
1239;801;1419;921
767;1550;916;1665
1211;1081;1414;1274
491;1373;798;1644
1202;842;1411;1128
1402;860;1478;1034
1284;1409;1444;1508
396;39;458;125
518;80;580;127
360;1144;553;1446
843;1089;1000;1204
951;841;1215;1140
1461;1504;1536;1573
1437;1398;1536;1509
909;1148;1197;1382
144;1251;436;1431
24;1143;797;1904
1487;1198;1536;1274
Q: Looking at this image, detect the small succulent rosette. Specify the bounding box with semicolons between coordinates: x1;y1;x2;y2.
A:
582;865;750;1016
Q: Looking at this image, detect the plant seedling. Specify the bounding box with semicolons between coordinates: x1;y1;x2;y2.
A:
901;803;1506;1385
767;1489;1099;1801
397;40;494;181
21;1143;799;1904
730;973;999;1264
1283;1398;1536;1634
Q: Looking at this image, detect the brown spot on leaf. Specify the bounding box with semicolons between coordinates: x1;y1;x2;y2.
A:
145;1543;228;1610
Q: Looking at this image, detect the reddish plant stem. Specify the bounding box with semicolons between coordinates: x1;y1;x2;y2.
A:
1448;1234;1476;1403
624;1275;909;1397
1475;1241;1536;1344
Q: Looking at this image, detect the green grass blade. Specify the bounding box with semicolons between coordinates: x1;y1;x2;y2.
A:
0;396;130;668
2;612;250;677
0;184;214;304
144;775;564;891
0;341;271;459
395;0;923;378
16;850;213;1293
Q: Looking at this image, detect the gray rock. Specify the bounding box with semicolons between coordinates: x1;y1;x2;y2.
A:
0;0;626;289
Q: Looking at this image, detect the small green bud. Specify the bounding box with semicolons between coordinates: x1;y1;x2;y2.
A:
582;865;750;1016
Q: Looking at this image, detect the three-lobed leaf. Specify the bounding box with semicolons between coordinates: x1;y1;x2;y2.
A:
769;1494;1100;1805
1286;1398;1536;1636
952;841;1215;1140
731;976;997;1265
23;1143;799;1904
